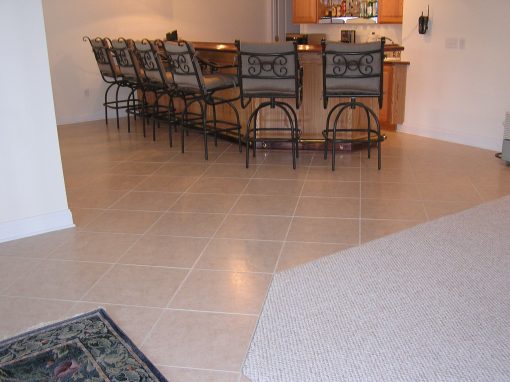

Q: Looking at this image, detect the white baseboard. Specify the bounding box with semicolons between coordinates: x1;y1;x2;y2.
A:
0;209;75;243
398;123;501;152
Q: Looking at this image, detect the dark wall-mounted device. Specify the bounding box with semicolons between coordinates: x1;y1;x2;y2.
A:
419;6;429;34
166;30;178;41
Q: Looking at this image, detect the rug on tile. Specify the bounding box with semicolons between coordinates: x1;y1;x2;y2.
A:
0;308;167;381
243;195;510;382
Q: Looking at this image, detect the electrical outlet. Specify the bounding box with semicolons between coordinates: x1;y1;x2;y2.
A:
459;38;466;50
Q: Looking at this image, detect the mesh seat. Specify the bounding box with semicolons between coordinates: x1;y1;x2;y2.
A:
236;41;302;169
322;39;385;170
163;40;242;160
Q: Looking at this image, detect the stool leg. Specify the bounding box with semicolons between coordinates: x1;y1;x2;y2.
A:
203;102;209;160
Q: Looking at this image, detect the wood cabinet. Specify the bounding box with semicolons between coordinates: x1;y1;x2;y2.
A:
379;63;407;130
292;0;403;24
377;0;403;24
292;0;318;23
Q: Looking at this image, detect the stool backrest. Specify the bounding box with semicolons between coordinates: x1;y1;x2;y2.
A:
110;38;144;84
83;36;119;81
134;39;168;86
236;41;300;106
322;39;384;108
163;41;204;93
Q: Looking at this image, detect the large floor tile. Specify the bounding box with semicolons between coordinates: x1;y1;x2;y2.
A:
231;195;299;216
155;163;210;177
148;212;225;237
120;235;208;268
84;210;162;234
48;231;139;262
422;200;480;220
109;191;181;211
67;189;126;209
142;310;257;371
277;242;349;271
6;260;108;300
301;180;360;198
187;177;249;194
171;193;238;214
216;215;292;241
307;166;360;182
0;257;41;293
87;174;147;191
204;164;258;179
135;175;198;193
287;217;359;244
295;197;359;218
360;219;423;243
361;182;420;200
244;178;304;196
361;199;427;221
0;230;73;258
158;367;240;382
83;264;187;307
170;269;271;314
0;296;75;340
417;181;482;202
196;238;281;273
110;161;162;176
254;165;308;180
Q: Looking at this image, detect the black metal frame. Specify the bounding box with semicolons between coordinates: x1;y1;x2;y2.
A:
236;40;303;169
321;39;385;170
162;40;242;160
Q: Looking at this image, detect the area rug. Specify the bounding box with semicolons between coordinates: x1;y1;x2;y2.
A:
243;196;510;381
0;309;167;381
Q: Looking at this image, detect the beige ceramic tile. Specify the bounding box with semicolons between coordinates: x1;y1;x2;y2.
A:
361;182;420;200
278;242;350;271
307;166;360;182
0;257;41;293
171;193;238;214
67;189;126;209
68;302;163;345
187;177;249;194
158;367;239;382
244;179;304;196
216;151;259;164
310;152;360;168
170;270;271;314
232;195;299;216
295;197;359;218
0;229;74;258
417;181;482;202
216;215;292;241
149;212;225;237
142;310;257;370
301;180;360;198
197;238;281;273
85;210;162;234
119;235;208;268
264;151;313;166
110;161;162;176
361;167;415;183
204;164;258;178
474;184;510;201
254;165;308;180
84;264;187;307
170;151;222;162
87;174;147;191
0;296;75;340
48;231;139;262
128;149;177;162
71;208;105;229
136;175;198;193
360;219;423;243
287;217;359;244
155;163;210;177
361;199;427;221
109;191;181;211
6;260;107;300
423;200;480;220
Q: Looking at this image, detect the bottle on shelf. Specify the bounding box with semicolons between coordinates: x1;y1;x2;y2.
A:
340;0;347;17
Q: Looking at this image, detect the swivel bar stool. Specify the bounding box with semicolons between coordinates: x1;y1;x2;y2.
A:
322;39;385;170
236;41;302;169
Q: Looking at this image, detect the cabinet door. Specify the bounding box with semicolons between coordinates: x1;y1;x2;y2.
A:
379;65;392;126
293;0;318;23
378;0;403;24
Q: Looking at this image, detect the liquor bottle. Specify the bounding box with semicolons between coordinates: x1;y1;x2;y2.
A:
340;0;347;17
367;0;373;17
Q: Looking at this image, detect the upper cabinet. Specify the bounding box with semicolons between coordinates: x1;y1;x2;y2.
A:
378;0;403;24
292;0;403;24
293;0;318;24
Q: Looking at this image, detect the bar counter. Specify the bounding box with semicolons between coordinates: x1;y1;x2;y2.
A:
187;41;410;145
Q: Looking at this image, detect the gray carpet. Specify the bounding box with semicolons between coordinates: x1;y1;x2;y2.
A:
243;196;510;382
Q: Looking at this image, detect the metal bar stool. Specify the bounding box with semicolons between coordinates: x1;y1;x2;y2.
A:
163;40;242;160
322;39;385;170
236;41;303;169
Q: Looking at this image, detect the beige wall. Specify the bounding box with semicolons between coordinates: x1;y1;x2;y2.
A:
42;0;271;124
0;0;72;242
400;0;510;150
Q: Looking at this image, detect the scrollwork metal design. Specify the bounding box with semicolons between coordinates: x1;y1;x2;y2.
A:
331;53;375;77
246;54;289;77
141;51;157;71
92;48;109;65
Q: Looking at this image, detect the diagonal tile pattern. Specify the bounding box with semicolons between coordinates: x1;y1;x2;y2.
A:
0;118;508;382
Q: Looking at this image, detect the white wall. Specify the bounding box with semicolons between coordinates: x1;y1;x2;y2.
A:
42;0;271;125
400;0;510;150
0;0;73;243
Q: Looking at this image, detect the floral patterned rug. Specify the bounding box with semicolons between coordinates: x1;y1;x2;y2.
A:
0;309;167;381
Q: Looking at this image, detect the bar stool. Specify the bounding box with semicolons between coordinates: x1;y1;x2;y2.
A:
236;41;302;169
162;40;242;160
322;39;385;170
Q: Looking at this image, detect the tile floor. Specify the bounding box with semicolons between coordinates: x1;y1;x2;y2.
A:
1;118;509;382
